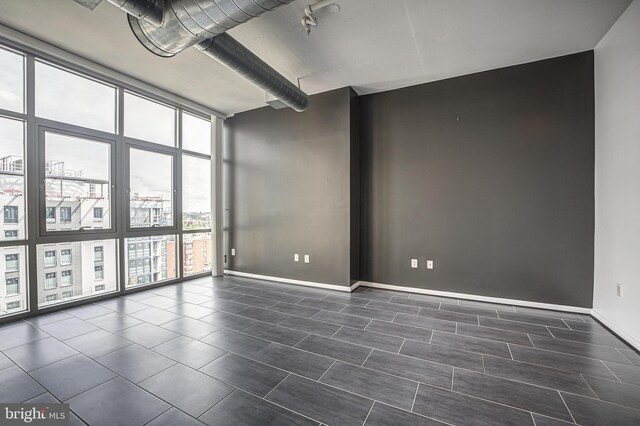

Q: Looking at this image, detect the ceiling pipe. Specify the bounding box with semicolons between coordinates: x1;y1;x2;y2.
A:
196;34;309;112
127;0;297;57
92;0;310;111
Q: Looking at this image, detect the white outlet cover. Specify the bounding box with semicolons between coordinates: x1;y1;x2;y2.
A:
294;254;299;262
427;260;434;269
231;248;236;256
411;259;418;268
304;255;310;263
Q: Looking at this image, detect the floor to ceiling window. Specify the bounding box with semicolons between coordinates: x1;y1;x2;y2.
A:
0;41;214;321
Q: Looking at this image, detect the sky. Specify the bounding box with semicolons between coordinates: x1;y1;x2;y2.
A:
0;47;24;113
0;116;23;158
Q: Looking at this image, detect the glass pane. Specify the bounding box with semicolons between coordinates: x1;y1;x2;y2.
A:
44;132;111;232
183;232;211;276
124;92;176;146
182;112;211;155
1;245;28;317
0;117;26;241
0;46;25;113
125;235;176;288
182;155;211;230
35;61;116;133
130;148;173;228
37;240;117;308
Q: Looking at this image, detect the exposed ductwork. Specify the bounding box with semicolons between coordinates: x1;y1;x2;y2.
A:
127;0;296;57
196;34;309;112
76;0;310;111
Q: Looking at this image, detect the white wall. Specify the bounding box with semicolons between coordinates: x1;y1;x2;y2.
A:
593;0;640;350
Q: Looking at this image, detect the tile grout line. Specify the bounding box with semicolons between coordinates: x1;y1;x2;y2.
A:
262;373;291;400
316;360;337;382
329;326;343;338
580;373;601;399
451;367;455;391
141;406;174;425
360;401;375;426
600;361;623;383
410;383;419;412
558;392;578;424
360;349;374;367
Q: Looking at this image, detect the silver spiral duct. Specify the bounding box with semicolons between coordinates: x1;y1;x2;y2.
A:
120;0;310;111
127;0;296;57
196;34;309;112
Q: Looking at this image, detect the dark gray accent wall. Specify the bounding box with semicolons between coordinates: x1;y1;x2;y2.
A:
360;52;595;307
224;88;357;287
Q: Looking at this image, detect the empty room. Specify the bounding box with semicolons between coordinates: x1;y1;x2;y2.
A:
0;0;639;425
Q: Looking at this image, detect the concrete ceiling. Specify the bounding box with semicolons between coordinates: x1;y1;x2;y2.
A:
0;0;632;116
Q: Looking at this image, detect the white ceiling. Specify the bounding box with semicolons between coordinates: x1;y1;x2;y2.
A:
0;0;632;116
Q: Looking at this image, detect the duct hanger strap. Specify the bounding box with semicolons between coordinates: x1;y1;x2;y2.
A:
197;35;310;112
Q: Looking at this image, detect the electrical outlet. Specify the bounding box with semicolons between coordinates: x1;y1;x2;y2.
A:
231;248;236;256
294;254;299;262
411;259;418;268
617;282;622;297
304;255;310;263
427;260;434;269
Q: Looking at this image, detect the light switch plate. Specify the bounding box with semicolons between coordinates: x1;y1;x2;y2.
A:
231;248;236;256
304;255;310;264
427;260;434;269
294;254;299;262
411;259;418;268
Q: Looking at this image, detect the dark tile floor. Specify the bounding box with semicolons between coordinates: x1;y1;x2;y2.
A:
1;276;640;426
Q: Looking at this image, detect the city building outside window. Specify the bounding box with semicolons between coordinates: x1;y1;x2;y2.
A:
93;207;103;221
6;301;21;310
44;250;57;267
5;253;19;272
60;207;72;223
44;272;57;289
60;249;72;265
94;246;104;262
45;207;56;222
4;230;18;240
3;206;18;223
95;265;104;280
6;278;20;295
45;294;57;302
61;270;72;287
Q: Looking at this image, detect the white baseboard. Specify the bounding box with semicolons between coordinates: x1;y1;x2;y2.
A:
591;309;640;352
356;281;593;314
224;270;353;293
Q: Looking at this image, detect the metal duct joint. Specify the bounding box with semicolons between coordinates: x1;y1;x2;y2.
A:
196;34;310;112
109;0;163;26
